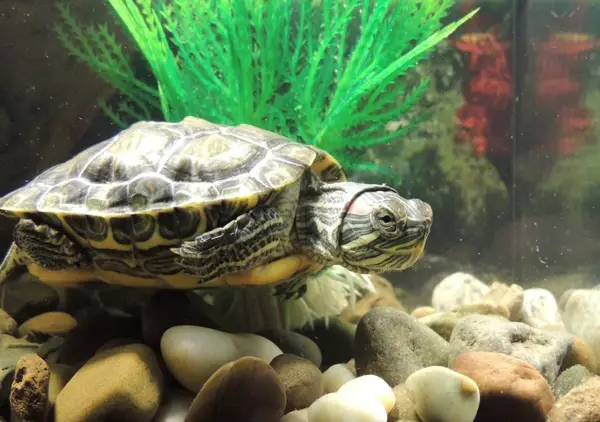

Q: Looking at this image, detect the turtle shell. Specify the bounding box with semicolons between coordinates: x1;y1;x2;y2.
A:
0;117;345;253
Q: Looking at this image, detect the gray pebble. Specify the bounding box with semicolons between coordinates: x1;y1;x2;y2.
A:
520;288;563;329
355;307;449;387
449;314;573;383
259;330;322;368
431;272;489;312
419;312;460;341
552;364;594;399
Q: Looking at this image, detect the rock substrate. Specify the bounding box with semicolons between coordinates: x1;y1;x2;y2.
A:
0;273;598;422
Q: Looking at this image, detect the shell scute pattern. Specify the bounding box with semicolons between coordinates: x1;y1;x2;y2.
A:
83;184;128;213
0;118;319;217
65;215;109;243
39;179;89;212
155;207;201;240
0;118;347;261
61;215;88;239
171;182;219;204
127;175;174;211
233;123;285;144
161;133;254;182
108;214;157;246
60;141;112;182
0;187;42;213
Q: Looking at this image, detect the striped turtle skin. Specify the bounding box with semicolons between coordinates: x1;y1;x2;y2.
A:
0;116;432;299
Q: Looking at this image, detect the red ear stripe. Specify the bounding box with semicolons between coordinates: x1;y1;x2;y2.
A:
347;196;371;216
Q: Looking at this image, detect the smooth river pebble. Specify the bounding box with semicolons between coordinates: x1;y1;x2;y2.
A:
405;366;479;422
307;391;387;422
322;363;356;393
161;325;282;392
337;375;395;413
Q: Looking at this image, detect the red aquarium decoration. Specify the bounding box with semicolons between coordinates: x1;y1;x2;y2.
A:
451;1;597;158
452;28;513;156
534;32;597;155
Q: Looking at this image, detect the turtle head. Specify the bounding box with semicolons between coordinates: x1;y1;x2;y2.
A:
295;180;431;272
339;189;432;273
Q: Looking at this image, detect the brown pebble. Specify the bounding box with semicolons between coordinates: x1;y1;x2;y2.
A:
0;308;17;336
54;343;163;422
339;274;404;324
411;306;436;319
388;383;419;421
18;312;77;339
547;376;600;422
452;301;510;319
451;351;554;422
57;313;141;368
47;364;76;407
10;353;50;422
479;282;524;320
185;356;285;422
271;353;324;412
562;335;598;374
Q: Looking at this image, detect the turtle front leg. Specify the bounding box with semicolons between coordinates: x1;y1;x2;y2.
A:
172;207;290;284
1;219;92;286
0;219;92;308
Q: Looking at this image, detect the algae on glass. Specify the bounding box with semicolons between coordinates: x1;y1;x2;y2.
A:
535;90;600;215
55;0;476;175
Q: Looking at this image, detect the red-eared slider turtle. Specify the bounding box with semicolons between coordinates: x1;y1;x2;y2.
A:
0;117;432;298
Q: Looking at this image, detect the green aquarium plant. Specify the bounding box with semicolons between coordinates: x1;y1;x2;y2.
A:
55;0;476;175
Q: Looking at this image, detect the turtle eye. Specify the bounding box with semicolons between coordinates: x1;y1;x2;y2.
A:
379;213;394;226
373;207;401;236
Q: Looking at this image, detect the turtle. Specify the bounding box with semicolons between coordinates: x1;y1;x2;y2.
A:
0;117;433;299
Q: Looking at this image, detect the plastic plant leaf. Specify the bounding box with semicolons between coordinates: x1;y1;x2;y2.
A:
55;0;476;179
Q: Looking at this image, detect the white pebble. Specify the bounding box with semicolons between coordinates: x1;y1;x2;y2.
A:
151;389;193;422
338;375;395;413
432;272;490;311
560;288;600;363
231;332;286;358
322;363;356;393
160;325;282;392
481;282;524;320
521;288;564;329
405;366;480;422
281;409;309;422
308;391;387;422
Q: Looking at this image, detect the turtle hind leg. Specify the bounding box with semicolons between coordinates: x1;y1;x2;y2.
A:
0;243;26;284
0;242;27;309
171;207;288;284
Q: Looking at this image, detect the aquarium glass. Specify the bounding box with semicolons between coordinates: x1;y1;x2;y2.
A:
1;0;600;420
